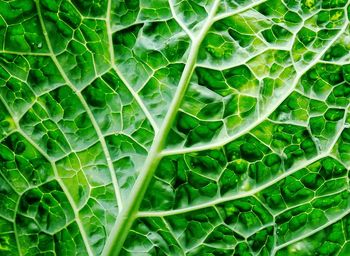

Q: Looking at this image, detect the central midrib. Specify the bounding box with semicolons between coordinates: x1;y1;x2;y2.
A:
102;1;221;255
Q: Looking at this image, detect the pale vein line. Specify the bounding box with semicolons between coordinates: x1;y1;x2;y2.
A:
0;94;93;256
111;65;159;133
272;208;350;254
33;1;127;254
13;199;22;256
275;188;348;218
34;0;123;214
195;46;290;71
168;0;193;40
111;20;169;33
137;157;325;217
0;50;50;56
136;156;327;218
32;99;94;210
106;0;159;133
161;16;350;157
138;106;348;216
161;217;186;256
319;60;350;66
0;99;26;256
212;0;267;22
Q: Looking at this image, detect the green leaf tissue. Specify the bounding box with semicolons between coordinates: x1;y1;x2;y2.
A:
0;0;350;255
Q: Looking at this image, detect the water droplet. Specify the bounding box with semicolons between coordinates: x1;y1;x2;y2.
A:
37;42;42;49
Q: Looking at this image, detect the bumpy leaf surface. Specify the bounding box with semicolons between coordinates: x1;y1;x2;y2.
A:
0;0;350;255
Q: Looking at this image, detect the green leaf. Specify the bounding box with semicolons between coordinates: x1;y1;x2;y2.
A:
0;0;350;255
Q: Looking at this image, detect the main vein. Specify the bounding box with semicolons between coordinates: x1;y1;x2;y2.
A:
104;2;350;254
102;1;221;255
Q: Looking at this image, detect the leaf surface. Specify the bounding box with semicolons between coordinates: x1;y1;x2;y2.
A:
0;0;350;255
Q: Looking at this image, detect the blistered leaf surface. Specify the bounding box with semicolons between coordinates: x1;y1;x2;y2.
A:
0;0;350;255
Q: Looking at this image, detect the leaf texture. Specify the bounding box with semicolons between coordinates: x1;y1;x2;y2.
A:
0;0;350;255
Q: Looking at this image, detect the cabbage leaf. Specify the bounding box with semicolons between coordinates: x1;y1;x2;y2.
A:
0;0;350;255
